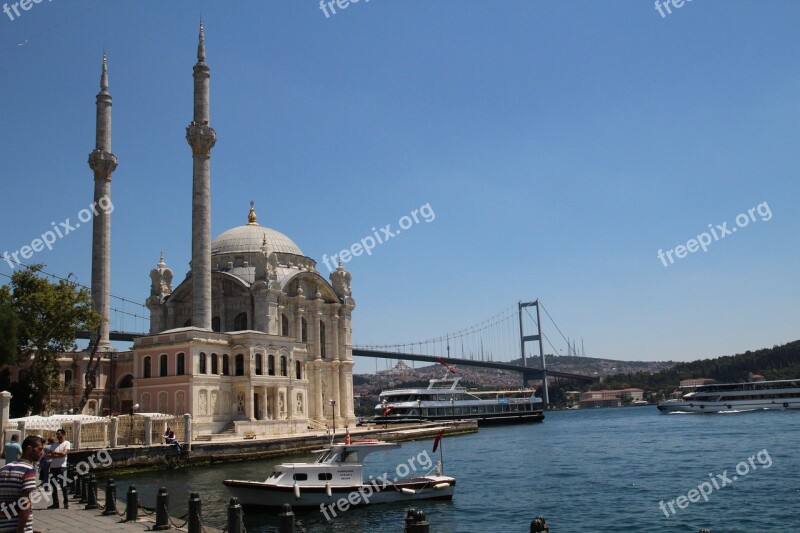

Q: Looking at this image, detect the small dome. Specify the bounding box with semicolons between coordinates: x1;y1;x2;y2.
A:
211;225;303;256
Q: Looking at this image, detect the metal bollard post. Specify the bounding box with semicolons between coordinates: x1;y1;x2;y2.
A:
79;473;89;503
227;497;244;533
85;476;99;510
67;465;76;495
153;487;171;530
102;478;117;515
531;515;549;532
405;510;429;533
188;492;202;533
72;473;82;499
405;508;417;532
125;485;139;522
279;503;295;533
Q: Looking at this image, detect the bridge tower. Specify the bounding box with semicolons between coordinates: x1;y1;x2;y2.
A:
518;300;549;405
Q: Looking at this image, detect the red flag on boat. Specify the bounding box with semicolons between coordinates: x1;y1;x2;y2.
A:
383;406;393;417
432;429;445;453
436;357;457;374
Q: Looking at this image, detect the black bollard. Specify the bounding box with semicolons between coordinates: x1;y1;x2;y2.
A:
153;487;171;530
531;515;549;532
188;492;202;533
125;485;139;522
405;508;417;532
102;478;117;515
79;473;89;503
67;465;77;495
279;503;295;533
72;473;82;499
227;497;244;533
85;476;99;510
405;510;429;533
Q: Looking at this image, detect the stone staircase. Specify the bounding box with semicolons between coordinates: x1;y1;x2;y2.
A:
194;421;236;442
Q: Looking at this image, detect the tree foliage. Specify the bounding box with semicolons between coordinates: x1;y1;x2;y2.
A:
0;264;101;414
597;340;800;399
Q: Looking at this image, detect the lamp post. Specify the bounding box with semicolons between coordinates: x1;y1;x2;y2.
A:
417;399;422;424
129;403;139;446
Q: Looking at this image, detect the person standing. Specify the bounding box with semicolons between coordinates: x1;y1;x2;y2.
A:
46;430;70;509
2;436;22;465
0;435;44;533
38;438;56;489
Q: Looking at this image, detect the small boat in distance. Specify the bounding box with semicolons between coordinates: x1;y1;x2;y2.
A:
657;379;800;413
222;440;455;509
374;375;545;425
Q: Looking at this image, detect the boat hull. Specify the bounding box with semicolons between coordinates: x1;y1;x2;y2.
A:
373;412;544;426
223;477;456;509
658;399;800;413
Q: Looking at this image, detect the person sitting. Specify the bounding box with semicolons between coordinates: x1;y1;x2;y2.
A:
167;430;181;453
163;427;171;445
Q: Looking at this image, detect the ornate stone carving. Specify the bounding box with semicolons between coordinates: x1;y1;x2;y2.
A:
279;392;286;417
88;149;117;180
199;390;207;415
237;391;245;414
211;390;219;415
186;122;217;156
296;392;304;414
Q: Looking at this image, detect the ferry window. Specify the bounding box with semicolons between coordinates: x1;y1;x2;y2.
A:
318;473;333;481
471;406;479;414
293;473;308;481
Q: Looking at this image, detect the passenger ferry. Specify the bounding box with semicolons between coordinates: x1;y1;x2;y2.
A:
374;376;545;425
657;379;800;413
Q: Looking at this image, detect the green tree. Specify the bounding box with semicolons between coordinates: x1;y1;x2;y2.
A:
0;264;101;414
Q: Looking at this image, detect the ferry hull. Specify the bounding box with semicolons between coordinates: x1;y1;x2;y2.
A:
223;477;455;509
373;412;544;426
658;399;800;413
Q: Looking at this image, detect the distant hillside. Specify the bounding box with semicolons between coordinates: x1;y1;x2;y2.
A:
599;340;800;397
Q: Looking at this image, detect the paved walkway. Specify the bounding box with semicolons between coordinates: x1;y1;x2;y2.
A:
26;483;223;533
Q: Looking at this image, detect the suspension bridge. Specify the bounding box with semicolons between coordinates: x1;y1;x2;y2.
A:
5;264;597;388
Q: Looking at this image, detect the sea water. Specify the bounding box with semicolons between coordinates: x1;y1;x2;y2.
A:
112;407;800;532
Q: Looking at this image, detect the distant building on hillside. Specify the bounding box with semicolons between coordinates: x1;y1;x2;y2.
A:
679;378;715;388
579;388;643;409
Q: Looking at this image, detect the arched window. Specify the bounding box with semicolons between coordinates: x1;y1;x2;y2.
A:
212;316;221;332
199;353;207;374
280;356;287;377
320;320;326;359
301;318;308;343
255;354;263;375
295;361;302;380
177;353;185;375
268;354;275;376
282;314;289;337
211;353;218;375
160;354;168;377
143;356;152;379
235;354;244;376
64;369;73;386
234;312;247;331
222;354;230;376
118;375;133;388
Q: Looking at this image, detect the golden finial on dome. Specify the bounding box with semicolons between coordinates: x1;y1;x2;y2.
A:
247;200;258;225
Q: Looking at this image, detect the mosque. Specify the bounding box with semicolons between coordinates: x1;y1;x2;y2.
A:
45;24;357;436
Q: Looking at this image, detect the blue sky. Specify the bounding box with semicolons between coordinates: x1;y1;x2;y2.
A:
1;1;798;374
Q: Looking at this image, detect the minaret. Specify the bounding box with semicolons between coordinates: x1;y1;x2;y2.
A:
88;54;118;350
185;22;216;329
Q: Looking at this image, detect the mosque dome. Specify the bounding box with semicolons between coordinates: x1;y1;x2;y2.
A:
210;202;304;256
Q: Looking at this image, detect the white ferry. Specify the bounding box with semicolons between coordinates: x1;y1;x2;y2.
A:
657;379;800;413
374;376;545;425
223;440;455;509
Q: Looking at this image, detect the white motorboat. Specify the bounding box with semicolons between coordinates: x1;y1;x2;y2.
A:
657;379;800;413
222;440;456;509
